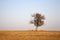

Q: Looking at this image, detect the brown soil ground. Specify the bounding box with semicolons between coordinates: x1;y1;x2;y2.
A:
0;30;60;40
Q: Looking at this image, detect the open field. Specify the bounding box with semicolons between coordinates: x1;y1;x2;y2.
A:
0;30;60;40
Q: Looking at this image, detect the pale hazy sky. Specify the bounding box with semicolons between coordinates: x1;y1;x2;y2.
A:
0;0;60;30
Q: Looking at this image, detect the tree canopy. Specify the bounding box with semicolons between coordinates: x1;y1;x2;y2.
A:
30;13;45;30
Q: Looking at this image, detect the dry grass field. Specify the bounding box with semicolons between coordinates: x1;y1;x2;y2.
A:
0;30;60;40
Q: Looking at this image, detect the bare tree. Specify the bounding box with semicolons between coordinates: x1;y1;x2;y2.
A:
30;13;45;31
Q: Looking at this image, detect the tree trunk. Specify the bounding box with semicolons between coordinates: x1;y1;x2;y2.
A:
36;26;38;31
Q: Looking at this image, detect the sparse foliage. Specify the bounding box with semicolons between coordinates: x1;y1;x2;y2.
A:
30;13;45;31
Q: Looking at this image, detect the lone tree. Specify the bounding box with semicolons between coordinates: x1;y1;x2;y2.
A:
30;13;45;31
